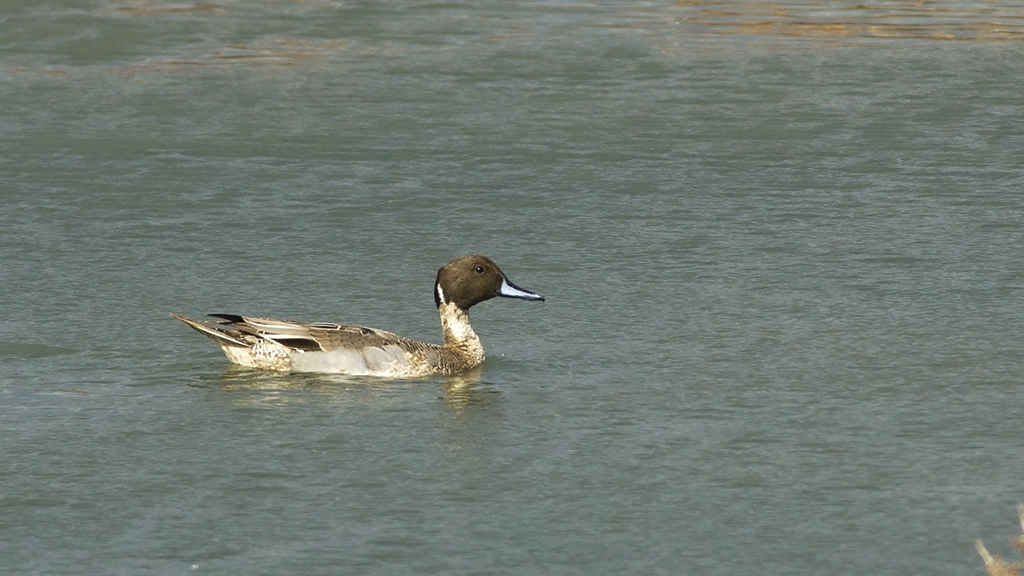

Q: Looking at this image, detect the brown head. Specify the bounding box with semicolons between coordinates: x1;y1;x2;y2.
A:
434;255;544;310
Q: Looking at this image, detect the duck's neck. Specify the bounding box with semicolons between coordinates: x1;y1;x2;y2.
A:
438;302;485;364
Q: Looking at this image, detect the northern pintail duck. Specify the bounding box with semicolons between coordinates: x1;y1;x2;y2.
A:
172;254;544;377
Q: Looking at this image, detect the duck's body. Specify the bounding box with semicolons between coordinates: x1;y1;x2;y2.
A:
172;255;543;377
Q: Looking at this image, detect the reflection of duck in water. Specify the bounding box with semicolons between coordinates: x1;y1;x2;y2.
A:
173;255;544;377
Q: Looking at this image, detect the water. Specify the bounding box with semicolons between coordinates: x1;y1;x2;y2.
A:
3;1;1024;574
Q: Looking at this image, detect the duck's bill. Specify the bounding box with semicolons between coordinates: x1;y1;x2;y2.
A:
499;278;545;301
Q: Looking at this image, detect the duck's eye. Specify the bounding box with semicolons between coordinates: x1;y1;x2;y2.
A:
474;266;485;273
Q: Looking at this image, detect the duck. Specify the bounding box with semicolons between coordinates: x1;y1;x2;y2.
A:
171;254;544;377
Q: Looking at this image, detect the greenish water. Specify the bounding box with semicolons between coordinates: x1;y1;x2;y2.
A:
3;2;1024;575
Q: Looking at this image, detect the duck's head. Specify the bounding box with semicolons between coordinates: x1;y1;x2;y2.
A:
434;255;545;310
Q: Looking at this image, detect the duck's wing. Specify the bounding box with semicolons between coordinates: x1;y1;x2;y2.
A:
176;313;439;354
201;313;426;352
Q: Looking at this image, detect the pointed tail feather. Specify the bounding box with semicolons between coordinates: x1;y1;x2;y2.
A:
170;313;249;348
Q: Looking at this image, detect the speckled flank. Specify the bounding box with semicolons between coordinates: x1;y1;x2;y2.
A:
172;255;543;377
